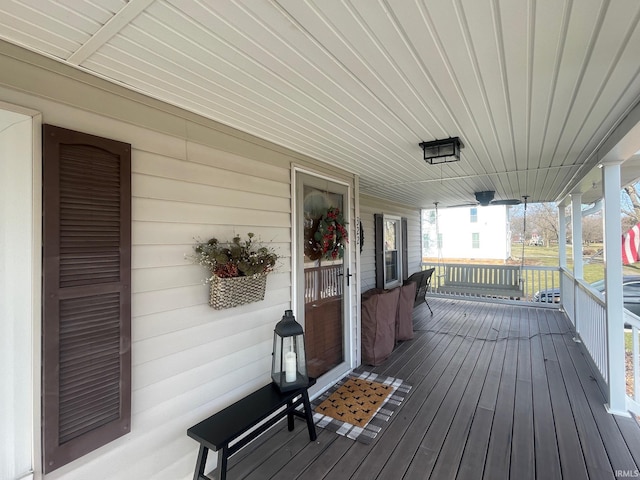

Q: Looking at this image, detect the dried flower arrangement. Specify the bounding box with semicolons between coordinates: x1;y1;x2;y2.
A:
193;233;278;280
193;233;278;309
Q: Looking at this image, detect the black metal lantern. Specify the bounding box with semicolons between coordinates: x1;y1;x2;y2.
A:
271;310;308;392
419;137;463;164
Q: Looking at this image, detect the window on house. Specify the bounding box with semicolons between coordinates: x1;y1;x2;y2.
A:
472;232;480;249
384;217;401;287
470;207;478;223
42;125;131;473
374;214;407;289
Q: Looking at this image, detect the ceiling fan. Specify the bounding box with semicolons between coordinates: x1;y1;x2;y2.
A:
474;191;521;206
448;191;522;208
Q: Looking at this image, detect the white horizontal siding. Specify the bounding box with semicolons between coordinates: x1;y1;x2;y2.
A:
133;222;291;246
133;197;290;226
133;151;290;200
360;211;377;293
133;174;290;211
359;195;422;294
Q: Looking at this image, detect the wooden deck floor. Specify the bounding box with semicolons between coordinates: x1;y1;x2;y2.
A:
224;298;640;479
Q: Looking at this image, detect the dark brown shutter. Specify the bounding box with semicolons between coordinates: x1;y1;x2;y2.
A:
42;124;131;473
402;217;408;281
374;214;384;289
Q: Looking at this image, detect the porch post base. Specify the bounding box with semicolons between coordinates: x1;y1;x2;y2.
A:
605;403;631;417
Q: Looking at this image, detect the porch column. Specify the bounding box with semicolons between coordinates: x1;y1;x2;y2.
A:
570;193;583;280
601;160;627;415
558;203;567;268
570;193;583;337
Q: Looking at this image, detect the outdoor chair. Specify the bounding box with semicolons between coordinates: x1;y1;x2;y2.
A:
404;268;435;314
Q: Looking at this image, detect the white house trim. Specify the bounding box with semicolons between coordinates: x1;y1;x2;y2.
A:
0;102;42;480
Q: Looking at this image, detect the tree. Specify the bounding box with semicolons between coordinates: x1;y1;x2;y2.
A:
623;184;640;232
507;185;637;248
509;202;559;245
509;207;525;241
528;203;560;244
582;213;603;244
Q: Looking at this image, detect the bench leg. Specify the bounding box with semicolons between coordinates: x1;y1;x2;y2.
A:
192;445;229;480
287;400;295;431
302;390;317;441
193;445;208;480
216;447;229;480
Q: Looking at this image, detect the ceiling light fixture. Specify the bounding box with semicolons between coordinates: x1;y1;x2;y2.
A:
419;137;463;165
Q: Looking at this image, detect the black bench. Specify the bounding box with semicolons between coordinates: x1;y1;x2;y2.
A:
187;380;317;480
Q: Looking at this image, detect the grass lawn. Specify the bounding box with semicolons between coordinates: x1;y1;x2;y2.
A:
512;243;603;282
513;243;640;283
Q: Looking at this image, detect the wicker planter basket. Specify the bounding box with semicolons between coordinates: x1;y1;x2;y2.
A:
209;273;268;310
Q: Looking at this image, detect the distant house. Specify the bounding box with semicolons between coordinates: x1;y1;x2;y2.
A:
422;205;512;261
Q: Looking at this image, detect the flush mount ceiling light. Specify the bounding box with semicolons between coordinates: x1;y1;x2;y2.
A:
419;137;463;165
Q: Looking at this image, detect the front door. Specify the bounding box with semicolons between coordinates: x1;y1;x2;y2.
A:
296;172;350;386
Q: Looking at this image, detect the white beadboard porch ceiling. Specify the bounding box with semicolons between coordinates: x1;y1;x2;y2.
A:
2;0;640;208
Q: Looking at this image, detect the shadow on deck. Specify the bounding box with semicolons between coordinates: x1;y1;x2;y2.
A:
224;298;640;479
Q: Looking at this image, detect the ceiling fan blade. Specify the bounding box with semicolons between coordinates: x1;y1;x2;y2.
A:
491;199;521;205
445;202;479;208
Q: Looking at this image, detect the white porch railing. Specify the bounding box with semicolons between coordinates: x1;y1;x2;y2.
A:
573;280;608;385
560;269;575;325
521;265;562;302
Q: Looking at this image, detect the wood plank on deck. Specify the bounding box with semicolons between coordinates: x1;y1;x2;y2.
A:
528;307;562;479
456;305;510;479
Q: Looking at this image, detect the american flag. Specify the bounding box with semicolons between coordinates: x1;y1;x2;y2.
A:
622;223;640;264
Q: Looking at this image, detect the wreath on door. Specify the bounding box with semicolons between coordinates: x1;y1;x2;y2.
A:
314;207;349;260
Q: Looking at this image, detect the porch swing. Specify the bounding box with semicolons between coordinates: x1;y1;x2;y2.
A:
434;198;527;300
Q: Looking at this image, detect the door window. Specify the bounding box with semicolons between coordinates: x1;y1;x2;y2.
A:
297;173;350;382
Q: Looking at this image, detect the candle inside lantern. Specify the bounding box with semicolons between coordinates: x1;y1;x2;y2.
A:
284;351;297;382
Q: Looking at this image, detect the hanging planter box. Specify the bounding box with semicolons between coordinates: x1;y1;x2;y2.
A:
209;273;268;310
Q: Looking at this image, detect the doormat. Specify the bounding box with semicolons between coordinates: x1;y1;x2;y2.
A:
315;378;393;427
311;371;411;444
